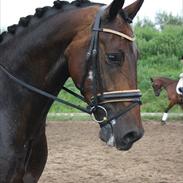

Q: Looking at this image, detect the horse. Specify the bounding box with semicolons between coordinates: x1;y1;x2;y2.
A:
0;0;144;182
150;77;183;123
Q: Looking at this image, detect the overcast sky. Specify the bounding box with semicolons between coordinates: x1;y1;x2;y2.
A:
0;0;183;29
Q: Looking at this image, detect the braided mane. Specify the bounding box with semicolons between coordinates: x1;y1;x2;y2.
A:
0;0;92;43
0;0;132;44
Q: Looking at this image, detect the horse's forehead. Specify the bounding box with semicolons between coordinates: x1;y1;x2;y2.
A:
110;15;133;36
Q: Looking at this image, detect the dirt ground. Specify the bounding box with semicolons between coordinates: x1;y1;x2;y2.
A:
39;121;183;183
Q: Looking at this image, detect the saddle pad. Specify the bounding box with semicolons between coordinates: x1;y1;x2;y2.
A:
176;78;183;95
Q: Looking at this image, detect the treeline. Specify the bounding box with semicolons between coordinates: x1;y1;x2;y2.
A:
135;12;183;61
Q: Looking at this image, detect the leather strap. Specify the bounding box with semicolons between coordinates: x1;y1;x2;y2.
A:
0;64;91;114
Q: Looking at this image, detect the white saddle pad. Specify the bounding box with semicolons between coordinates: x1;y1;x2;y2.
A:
176;78;183;95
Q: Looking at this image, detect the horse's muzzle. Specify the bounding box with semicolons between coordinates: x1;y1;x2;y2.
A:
99;123;144;151
115;129;144;150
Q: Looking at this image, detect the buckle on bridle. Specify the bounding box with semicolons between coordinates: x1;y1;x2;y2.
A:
89;90;142;124
90;105;108;123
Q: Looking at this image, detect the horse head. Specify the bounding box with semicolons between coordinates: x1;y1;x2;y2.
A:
150;77;162;96
66;0;144;150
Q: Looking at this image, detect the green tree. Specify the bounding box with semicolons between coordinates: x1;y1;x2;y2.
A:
155;12;183;29
135;17;155;28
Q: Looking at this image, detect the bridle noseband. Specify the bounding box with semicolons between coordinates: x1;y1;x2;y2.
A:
0;7;141;125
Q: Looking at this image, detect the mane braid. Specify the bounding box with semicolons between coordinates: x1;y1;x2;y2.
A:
7;24;18;34
35;7;51;18
18;15;32;27
0;0;92;44
53;0;69;8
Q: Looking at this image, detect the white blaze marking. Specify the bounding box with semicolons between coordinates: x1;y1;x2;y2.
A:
107;135;115;146
88;71;93;80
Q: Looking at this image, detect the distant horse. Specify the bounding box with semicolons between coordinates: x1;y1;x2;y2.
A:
0;0;144;182
150;77;183;123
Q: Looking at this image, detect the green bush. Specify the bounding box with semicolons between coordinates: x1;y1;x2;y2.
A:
136;25;183;59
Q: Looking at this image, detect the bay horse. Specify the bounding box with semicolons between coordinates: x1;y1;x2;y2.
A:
0;0;144;182
150;77;183;123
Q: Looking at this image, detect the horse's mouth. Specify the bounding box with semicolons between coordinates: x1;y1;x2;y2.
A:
99;131;142;151
116;142;133;151
99;124;144;151
101;134;133;151
115;134;143;151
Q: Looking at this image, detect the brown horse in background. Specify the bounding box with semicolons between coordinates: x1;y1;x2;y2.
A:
150;77;183;123
0;0;144;182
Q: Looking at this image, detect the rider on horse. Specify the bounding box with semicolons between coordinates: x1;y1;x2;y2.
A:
176;73;183;95
161;73;183;124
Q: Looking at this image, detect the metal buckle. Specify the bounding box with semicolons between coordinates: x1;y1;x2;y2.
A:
90;105;108;123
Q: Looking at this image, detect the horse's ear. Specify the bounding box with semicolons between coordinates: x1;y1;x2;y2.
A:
123;0;144;21
104;0;125;20
150;77;154;83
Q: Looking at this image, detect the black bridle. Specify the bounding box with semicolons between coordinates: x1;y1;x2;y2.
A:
81;8;141;124
0;8;141;124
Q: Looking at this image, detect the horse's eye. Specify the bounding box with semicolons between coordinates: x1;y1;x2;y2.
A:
106;51;124;65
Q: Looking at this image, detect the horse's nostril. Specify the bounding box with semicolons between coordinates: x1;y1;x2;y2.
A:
123;130;144;144
123;131;137;143
116;130;144;151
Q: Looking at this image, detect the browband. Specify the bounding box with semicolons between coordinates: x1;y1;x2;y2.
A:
93;28;135;42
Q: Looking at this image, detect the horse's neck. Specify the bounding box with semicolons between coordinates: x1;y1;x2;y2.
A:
160;78;174;89
0;6;96;120
0;7;95;87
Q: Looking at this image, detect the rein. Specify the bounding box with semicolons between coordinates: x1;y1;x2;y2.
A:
0;64;91;114
0;7;141;124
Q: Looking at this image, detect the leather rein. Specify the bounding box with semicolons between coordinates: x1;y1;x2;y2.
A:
0;8;141;124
